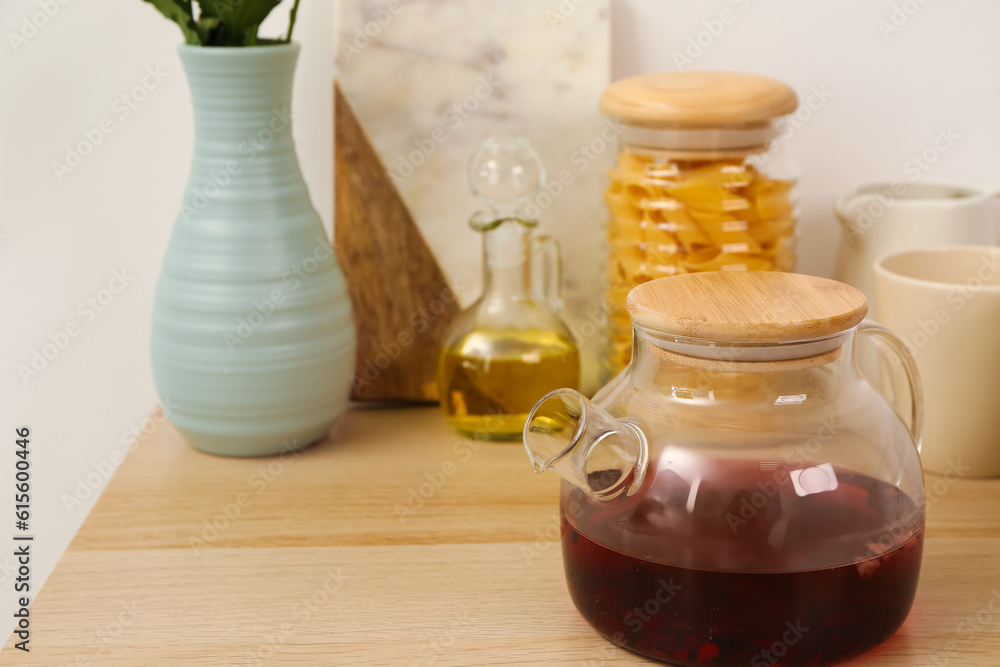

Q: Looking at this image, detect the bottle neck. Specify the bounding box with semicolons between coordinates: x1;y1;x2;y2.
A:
482;221;531;300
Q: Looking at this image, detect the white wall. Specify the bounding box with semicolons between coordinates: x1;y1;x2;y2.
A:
2;0;999;644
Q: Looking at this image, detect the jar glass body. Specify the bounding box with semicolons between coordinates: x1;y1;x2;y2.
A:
560;326;924;666
602;121;801;377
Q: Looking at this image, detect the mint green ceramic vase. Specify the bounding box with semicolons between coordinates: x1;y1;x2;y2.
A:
151;43;355;457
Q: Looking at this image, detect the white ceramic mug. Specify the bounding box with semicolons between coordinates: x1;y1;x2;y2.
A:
874;246;1000;477
835;182;999;309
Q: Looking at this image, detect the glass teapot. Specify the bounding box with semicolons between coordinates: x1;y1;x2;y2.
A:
523;271;924;666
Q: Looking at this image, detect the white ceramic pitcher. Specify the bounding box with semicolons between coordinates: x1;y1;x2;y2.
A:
834;182;998;307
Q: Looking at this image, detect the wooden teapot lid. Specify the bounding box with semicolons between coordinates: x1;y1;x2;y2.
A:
600;71;798;126
627;272;868;342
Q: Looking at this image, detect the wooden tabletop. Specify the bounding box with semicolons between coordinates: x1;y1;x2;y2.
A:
4;406;1000;665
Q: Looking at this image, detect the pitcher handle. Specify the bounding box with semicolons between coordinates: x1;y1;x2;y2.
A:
532;234;564;313
856;320;924;450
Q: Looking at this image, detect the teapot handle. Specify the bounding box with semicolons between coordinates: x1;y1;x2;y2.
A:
856;320;924;450
532;234;564;313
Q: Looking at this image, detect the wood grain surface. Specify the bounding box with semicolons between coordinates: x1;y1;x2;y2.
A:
627;272;869;342
598;71;798;127
3;407;999;665
334;83;460;403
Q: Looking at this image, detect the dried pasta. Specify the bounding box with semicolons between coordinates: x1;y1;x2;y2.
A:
604;153;797;372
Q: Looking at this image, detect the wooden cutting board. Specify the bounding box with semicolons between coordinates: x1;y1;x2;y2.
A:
334;83;460;402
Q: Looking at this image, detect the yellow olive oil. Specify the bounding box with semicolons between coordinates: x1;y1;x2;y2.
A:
438;328;580;441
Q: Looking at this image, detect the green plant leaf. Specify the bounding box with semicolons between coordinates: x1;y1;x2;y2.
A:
142;0;201;45
195;0;218;18
284;0;300;43
201;0;282;46
196;16;222;44
198;0;232;41
243;24;258;46
230;0;283;33
199;0;236;44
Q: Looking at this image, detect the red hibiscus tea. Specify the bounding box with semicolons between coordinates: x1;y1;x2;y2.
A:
561;464;924;666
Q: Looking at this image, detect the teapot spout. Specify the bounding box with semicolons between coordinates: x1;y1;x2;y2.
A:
523;389;648;500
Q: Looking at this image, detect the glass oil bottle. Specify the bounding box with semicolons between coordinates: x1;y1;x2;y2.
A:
437;137;580;441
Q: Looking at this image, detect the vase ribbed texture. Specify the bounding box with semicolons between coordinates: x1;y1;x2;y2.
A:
151;43;355;457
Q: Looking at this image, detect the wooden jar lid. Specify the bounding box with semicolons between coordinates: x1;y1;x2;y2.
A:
600;71;798;126
626;272;868;342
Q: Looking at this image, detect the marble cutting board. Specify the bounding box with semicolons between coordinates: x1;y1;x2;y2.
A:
336;0;611;393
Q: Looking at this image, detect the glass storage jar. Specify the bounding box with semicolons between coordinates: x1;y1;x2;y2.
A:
600;71;801;376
